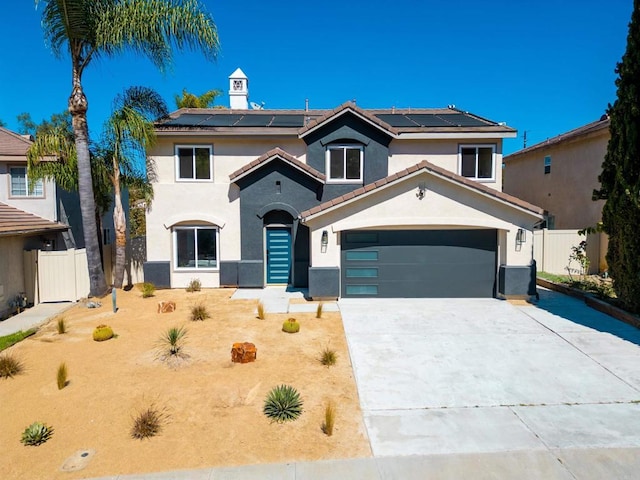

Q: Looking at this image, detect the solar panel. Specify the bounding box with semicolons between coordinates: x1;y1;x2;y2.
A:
235;115;276;127
375;114;418;127
441;113;492;127
403;114;453;127
161;114;212;126
198;114;244;127
269;115;307;127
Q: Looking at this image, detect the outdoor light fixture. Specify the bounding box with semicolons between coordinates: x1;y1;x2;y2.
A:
321;230;328;253
515;228;526;250
416;182;426;200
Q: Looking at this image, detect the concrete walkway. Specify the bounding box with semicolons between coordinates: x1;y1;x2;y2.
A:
230;286;339;314
0;302;73;336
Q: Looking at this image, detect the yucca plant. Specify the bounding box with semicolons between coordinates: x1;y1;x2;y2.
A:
139;282;156;298
0;353;23;379
56;362;68;390
316;302;324;319
256;301;266;320
263;384;303;423
186;278;201;292
20;422;54;446
159;326;188;357
190;303;210;321
56;317;66;334
131;405;166;439
319;346;337;366
322;401;336;436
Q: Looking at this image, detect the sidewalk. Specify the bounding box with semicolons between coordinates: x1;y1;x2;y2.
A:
0;302;74;337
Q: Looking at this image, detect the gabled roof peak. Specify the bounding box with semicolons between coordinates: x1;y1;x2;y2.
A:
229;67;247;79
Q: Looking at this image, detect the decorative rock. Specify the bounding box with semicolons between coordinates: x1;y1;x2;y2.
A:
231;342;257;363
157;301;176;313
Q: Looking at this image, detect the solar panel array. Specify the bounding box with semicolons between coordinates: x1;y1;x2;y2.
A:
161;112;494;128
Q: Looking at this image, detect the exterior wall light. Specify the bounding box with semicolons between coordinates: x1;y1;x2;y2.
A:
416;182;426;200
321;230;328;253
515;228;526;251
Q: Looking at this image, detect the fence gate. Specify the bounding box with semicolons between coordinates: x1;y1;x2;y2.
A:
36;248;90;302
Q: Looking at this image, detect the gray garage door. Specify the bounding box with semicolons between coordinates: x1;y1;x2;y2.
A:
341;229;497;298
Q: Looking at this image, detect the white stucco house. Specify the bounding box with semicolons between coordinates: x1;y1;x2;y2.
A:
144;69;543;299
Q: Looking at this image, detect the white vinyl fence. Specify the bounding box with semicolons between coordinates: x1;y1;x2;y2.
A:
533;229;607;276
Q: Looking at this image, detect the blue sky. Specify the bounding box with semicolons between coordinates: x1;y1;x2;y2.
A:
0;0;632;154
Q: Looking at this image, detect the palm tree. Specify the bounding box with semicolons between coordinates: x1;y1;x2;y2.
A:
174;88;222;108
102;86;167;288
36;0;219;296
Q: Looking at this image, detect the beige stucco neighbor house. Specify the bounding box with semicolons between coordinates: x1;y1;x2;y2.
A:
503;116;609;230
145;69;543;299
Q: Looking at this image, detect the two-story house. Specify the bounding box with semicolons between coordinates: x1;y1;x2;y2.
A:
144;69;543;299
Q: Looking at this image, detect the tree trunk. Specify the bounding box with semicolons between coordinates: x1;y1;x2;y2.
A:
69;69;109;297
112;160;127;288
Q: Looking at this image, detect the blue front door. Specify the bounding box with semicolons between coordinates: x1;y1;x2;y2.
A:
266;227;292;284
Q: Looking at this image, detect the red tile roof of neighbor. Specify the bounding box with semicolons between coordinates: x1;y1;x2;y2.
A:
504;116;610;160
300;160;544;219
229;147;326;182
0;127;33;156
0;202;68;237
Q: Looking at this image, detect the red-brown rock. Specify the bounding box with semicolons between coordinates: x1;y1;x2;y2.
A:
231;342;257;363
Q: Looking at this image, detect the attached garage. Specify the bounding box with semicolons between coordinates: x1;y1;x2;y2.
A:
341;229;497;298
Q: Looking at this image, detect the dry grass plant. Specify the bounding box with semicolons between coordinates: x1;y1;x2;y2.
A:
0;352;24;379
56;362;68;390
319;346;337;366
139;282;156;298
186;278;201;292
316;302;324;319
256;301;266;320
56;317;66;334
130;404;168;440
190;303;210;321
321;401;336;436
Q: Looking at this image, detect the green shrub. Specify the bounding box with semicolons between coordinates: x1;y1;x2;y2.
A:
56;317;66;334
263;384;303;423
322;401;335;436
316;302;324;319
190;303;210;321
57;362;67;390
256;301;266;320
282;318;300;334
319;346;337;366
186;278;201;292
158;326;187;357
131;405;166;439
20;422;54;446
139;282;156;298
93;325;114;342
0;352;23;379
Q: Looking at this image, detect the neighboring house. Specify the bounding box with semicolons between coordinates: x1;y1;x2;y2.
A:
503;116;609;230
145;69;543;299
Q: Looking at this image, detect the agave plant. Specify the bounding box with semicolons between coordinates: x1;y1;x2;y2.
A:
21;422;54;446
159;326;188;357
263;385;303;423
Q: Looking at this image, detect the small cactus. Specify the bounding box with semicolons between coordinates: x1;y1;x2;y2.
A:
93;324;114;342
282;318;300;334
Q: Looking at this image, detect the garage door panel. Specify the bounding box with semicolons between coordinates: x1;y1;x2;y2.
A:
342;229;497;298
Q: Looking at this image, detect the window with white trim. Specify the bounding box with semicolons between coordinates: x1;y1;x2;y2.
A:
326;145;363;183
175;145;213;181
9;166;44;197
544;155;551;174
459;145;495;180
173;226;218;269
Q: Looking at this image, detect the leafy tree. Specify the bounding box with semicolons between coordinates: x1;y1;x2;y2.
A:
174;88;222;108
102;86;167;288
17;113;37;136
0;119;6;128
36;0;219;296
593;0;640;312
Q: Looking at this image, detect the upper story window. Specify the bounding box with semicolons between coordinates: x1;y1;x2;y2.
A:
173;225;218;270
9;166;44;197
544;155;551;174
326;145;363;183
459;145;495;181
175;145;213;181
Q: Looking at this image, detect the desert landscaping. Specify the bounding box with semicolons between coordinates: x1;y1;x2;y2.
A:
0;287;371;479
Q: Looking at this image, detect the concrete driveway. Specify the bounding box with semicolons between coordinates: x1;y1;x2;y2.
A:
339;288;640;477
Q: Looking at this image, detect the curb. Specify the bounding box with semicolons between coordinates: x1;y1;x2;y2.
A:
536;277;640;329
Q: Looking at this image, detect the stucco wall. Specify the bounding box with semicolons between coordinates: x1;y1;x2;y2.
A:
0;162;58;221
503;129;608;229
304;170;539;269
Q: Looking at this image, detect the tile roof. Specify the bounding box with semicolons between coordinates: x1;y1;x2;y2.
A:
0;127;33;156
300;161;544;219
504;116;610;160
229;147;325;183
0;202;68;237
